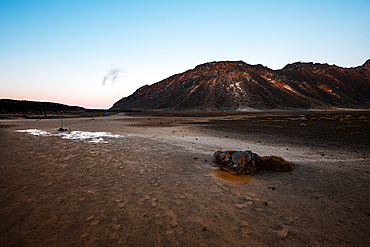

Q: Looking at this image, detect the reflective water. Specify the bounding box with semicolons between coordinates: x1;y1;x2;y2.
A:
212;167;254;183
16;129;125;143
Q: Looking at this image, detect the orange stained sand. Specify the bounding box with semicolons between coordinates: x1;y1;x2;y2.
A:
212;167;254;183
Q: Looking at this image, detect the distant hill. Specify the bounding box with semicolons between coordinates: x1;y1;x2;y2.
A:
111;60;370;111
0;99;85;114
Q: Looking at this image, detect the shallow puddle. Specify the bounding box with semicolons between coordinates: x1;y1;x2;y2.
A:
16;129;125;143
212;167;254;183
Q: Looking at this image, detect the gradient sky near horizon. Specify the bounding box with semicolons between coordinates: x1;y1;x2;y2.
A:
1;0;369;109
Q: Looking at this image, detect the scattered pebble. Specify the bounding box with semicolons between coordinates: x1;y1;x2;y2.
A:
299;123;307;127
113;224;121;230
85;216;94;221
238;201;253;208
264;202;269;206
203;227;207;232
292;117;307;121
150;198;157;207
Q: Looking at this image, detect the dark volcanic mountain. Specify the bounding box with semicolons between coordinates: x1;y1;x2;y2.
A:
111;60;370;111
0;99;85;114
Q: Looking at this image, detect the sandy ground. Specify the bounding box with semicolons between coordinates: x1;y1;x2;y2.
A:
0;111;369;246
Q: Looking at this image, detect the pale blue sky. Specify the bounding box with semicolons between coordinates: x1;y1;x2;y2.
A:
1;0;369;109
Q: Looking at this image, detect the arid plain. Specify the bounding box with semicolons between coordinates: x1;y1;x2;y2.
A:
1;110;369;246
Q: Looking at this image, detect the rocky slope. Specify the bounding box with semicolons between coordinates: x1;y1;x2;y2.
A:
111;60;370;111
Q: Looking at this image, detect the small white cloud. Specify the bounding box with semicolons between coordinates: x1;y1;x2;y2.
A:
102;67;123;86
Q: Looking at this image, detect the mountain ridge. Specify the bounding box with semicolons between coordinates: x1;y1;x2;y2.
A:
111;60;370;111
0;99;86;114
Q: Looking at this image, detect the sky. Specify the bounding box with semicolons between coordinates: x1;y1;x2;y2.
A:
1;0;369;109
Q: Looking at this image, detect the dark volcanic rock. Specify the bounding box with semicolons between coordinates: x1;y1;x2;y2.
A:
212;150;293;175
212;150;257;175
111;60;370;111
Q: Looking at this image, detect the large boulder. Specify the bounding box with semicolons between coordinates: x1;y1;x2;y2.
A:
212;150;257;175
212;151;293;175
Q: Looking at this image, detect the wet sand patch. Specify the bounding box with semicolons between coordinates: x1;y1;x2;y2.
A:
211;167;254;183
